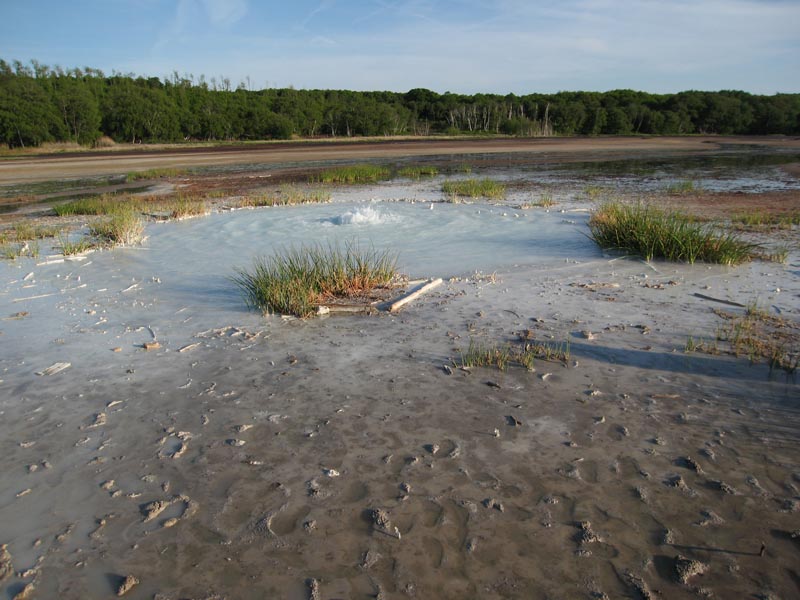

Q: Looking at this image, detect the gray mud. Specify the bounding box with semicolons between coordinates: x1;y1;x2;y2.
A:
1;171;799;599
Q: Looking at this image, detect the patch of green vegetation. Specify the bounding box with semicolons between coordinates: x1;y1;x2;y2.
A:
0;176;122;199
238;194;275;208
233;242;398;318
54;193;141;216
515;194;556;210
1;240;40;260
664;180;700;194
522;338;571;363
441;178;506;200
88;210;145;246
11;222;61;240
397;165;439;179
759;245;790;264
161;195;208;219
589;201;756;265
684;335;718;354
458;339;513;371
312;164;391;184
126;168;189;182
583;185;609;199
685;302;799;374
240;186;331;208
55;191;213;221
57;233;96;255
713;305;799;374
533;193;556;208
731;211;800;229
456;335;569;372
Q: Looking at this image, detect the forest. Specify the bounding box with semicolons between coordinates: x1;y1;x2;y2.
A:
1;59;799;148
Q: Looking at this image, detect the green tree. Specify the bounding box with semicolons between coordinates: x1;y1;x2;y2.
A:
53;77;101;144
0;76;63;147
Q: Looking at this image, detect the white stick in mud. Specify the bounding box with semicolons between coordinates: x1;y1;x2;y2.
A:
388;278;443;313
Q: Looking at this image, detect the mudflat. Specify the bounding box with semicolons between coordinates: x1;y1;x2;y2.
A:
0;137;798;599
2;135;800;186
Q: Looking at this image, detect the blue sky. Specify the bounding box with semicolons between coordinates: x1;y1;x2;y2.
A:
1;0;798;94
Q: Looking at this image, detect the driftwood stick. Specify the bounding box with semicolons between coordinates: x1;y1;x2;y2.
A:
388;278;443;313
316;304;377;315
692;293;746;308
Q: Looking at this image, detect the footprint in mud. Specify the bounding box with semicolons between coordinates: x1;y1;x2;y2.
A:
121;494;198;542
269;505;312;536
141;495;198;528
422;536;445;568
391;498;444;536
341;480;369;504
156;430;191;459
214;481;291;540
557;459;600;483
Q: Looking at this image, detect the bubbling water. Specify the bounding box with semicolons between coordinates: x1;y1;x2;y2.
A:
327;205;397;226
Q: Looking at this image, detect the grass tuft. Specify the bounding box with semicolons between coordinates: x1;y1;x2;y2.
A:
162;195;208;219
58;233;96;255
441;178;506;200
11;222;61;241
239;186;331;208
532;193;556;208
55;192;213;221
126;168;189;182
88;210;145;246
312;164;391;184
1;240;40;260
731;211;800;230
397;165;439;179
759;245;789;264
685;303;799;374
233;242;398;318
458;339;512;371
589;201;756;265
54;194;142;216
456;335;570;371
664;180;700;195
714;306;798;374
584;185;609;200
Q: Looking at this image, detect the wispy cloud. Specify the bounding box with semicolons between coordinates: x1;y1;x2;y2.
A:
152;0;249;55
299;0;336;30
211;0;797;93
201;0;248;27
23;0;797;94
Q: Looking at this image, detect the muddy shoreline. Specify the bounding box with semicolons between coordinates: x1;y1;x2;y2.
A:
3;135;800;188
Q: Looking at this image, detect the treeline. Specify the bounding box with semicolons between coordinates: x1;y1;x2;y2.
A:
1;59;799;148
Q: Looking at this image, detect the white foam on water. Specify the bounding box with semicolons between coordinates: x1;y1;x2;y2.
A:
328;205;396;226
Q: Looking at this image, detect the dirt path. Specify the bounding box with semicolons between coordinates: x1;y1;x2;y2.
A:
3;136;799;186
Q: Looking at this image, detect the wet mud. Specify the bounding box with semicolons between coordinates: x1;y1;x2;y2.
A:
0;142;799;599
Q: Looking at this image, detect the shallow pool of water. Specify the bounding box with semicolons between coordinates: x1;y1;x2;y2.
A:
111;200;595;309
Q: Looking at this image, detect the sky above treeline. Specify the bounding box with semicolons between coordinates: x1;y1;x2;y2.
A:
1;0;798;94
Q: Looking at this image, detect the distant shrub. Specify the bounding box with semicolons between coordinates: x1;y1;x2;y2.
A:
93;136;116;148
